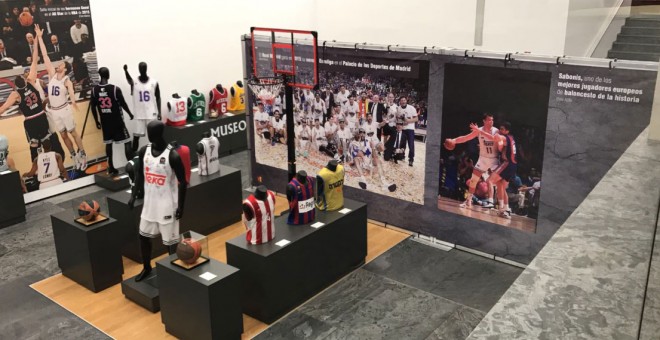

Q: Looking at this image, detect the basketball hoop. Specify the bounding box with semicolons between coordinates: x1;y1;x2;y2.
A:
248;76;284;105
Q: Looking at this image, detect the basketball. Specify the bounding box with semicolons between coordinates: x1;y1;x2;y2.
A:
18;12;33;27
176;238;202;264
78;200;100;221
444;138;456;151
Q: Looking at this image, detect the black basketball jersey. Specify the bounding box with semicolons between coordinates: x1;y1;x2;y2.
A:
17;83;44;118
92;84;124;124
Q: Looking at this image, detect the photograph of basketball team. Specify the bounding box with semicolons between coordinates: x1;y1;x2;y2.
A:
0;0;98;193
253;55;429;204
438;63;550;233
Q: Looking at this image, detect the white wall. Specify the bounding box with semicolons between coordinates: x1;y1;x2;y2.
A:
564;0;624;57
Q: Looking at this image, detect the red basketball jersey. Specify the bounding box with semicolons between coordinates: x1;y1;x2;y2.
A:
171;143;191;184
287;176;315;225
210;87;229;116
242;191;276;245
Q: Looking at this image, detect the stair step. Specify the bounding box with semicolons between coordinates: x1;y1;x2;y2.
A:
607;50;660;61
621;26;660;36
626;18;660;27
616;34;660;44
629;14;660;21
612;42;660;52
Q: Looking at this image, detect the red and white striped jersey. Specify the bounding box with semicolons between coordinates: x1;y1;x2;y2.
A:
242;190;276;245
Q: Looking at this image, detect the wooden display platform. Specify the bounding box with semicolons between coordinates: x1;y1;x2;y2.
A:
31;197;409;339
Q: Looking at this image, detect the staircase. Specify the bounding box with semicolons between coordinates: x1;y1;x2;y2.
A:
608;15;660;61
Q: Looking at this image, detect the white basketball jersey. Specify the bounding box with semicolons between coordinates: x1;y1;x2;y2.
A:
37;151;60;183
141;144;178;223
47;76;69;109
479;126;500;159
166;97;188;125
133;79;159;120
198;136;220;176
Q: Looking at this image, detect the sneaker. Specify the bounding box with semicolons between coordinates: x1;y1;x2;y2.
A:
459;201;471;208
108;167;119;177
499;210;511;219
70;152;79;170
408;160;413;167
271;140;276;146
482;202;494;209
384;183;397;192
358;178;367;189
78;150;88;171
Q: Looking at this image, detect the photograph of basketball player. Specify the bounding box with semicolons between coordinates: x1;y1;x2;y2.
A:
253;102;271;142
437;63;550;233
0;134;27;192
22;138;66;189
269;110;286;145
295;118;312;158
124;62;160;152
36;25;87;170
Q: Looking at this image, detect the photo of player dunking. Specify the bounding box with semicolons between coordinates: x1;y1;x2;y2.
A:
253;77;427;204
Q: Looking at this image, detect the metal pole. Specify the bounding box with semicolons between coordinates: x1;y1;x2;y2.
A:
284;74;296;181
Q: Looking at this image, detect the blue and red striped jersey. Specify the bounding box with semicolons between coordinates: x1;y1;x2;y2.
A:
287;176;316;225
503;134;517;164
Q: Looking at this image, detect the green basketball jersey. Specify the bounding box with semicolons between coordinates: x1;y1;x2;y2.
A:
187;92;206;121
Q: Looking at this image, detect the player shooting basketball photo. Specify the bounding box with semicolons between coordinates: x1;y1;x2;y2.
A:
437;63;551;233
252;47;430;205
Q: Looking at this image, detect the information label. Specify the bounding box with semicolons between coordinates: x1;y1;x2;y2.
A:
275;239;291;247
199;272;217;281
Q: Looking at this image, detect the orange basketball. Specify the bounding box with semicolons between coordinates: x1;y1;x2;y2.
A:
176;238;202;264
444;138;456;151
78;200;100;221
19;12;33;27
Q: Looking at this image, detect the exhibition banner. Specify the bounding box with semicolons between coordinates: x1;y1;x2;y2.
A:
0;1;100;194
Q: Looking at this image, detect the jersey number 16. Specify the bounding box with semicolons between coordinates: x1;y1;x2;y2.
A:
139;91;150;102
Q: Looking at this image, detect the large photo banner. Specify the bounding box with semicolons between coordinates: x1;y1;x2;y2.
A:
252;47;429;204
0;0;99;194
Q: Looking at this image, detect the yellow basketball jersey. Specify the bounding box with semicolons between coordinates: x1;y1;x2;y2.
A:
316;165;345;211
229;82;245;111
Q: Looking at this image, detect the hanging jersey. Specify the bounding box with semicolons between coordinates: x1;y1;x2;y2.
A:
228;82;245;111
17;82;45;118
133;78;158;120
47;75;69;109
242;191;276;245
187;92;206;121
503;134;518;164
209;87;229;116
166;97;188;126
287;176;315;225
37;151;60;183
141;144;178;224
478;126;500;159
171;143;191;184
316;165;345;211
198;136;219;176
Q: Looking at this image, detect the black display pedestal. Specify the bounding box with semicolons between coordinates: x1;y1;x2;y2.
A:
51;211;122;293
107;165;243;263
121;269;160;312
94;166;130;191
163;114;248;166
158;255;243;340
0;170;26;229
226;199;367;324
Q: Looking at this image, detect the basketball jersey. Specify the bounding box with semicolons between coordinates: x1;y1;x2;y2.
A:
18;83;45;118
316;165;345;211
198;136;219;176
47;75;69;109
478;126;500;159
228;82;245;111
242;190;276;245
209;87;229;115
37;151;59;183
187;92;206;121
133;78;158;120
166;97;188;126
503;134;518;164
92;84;124;126
171;143;191;184
141;144;178;224
287;176;315;225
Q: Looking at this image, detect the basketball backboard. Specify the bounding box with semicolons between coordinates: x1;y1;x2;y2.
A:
250;27;318;90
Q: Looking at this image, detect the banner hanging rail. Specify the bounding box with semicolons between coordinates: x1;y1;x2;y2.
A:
242;34;658;71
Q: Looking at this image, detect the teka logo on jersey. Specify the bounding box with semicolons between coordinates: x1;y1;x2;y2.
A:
145;166;167;186
210;120;247;137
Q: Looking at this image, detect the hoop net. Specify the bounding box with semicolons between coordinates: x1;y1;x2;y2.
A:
248;76;284;105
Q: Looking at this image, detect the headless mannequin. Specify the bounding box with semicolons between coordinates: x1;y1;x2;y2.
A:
229;80;244;97
91;67;135;175
123;62;162;152
316;160;338;199
196;131;211;155
208;84;225;101
286;170;308;201
166;93;181;112
129;121;187;282
243;185;267;219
